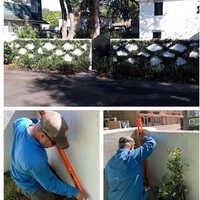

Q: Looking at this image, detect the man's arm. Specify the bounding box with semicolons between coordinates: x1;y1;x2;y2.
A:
133;136;157;163
30;160;79;198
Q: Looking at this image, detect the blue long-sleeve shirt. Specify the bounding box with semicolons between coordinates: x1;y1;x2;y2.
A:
104;136;157;200
10;117;78;198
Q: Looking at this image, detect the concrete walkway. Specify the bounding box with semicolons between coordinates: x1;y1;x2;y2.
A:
5;70;199;106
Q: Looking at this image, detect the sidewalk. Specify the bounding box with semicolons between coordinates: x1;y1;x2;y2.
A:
4;70;199;106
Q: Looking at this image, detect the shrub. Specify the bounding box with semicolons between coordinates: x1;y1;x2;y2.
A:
4;42;14;64
155;148;187;200
5;39;91;73
97;39;199;83
15;24;40;38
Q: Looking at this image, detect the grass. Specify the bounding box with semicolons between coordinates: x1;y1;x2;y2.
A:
4;172;28;200
4;172;73;200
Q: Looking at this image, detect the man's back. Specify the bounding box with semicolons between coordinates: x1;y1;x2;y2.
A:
10;118;45;194
10;117;79;198
104;136;157;200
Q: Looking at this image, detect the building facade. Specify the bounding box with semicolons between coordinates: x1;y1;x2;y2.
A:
140;111;183;126
136;0;200;40
104;111;183;129
4;0;45;40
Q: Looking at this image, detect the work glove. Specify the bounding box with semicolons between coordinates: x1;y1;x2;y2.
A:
76;191;86;200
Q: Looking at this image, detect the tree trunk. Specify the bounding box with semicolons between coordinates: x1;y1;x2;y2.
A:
68;11;81;39
89;0;100;39
59;0;68;39
67;13;76;39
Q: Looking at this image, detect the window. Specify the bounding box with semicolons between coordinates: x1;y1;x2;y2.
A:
153;31;161;39
154;117;160;124
154;2;163;16
197;6;200;14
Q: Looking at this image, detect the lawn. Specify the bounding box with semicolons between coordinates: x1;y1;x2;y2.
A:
4;172;73;200
4;172;28;200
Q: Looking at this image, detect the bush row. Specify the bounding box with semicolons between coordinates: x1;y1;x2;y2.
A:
4;39;91;73
93;39;199;84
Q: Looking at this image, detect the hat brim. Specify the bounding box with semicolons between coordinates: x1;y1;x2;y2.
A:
54;135;69;149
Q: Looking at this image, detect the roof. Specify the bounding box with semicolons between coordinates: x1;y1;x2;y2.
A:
4;2;47;24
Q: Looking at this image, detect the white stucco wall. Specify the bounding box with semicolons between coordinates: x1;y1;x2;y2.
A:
4;110;100;200
138;0;200;39
104;128;199;200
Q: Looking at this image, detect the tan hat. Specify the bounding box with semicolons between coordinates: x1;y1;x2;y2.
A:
40;111;69;149
119;136;135;148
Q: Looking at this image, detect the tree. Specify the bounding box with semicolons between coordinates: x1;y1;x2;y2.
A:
16;24;40;38
88;0;100;38
59;0;100;39
42;9;61;28
59;0;69;39
107;0;139;22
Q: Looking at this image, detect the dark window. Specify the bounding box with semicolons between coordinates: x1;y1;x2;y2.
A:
154;117;160;124
153;31;161;39
197;6;200;14
154;2;163;16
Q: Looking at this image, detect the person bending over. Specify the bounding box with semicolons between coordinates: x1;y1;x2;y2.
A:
10;111;85;200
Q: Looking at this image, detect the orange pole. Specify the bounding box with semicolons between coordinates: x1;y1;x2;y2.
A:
38;110;84;193
136;116;149;187
56;147;85;193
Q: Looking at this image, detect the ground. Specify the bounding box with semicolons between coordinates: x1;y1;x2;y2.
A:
4;172;28;200
5;69;199;106
4;172;74;200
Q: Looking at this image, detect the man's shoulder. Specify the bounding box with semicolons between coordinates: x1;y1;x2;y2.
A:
13;118;32;131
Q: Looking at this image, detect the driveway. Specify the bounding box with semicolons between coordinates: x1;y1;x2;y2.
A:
5;70;199;106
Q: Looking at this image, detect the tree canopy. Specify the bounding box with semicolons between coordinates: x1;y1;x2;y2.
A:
42;9;61;28
107;0;139;20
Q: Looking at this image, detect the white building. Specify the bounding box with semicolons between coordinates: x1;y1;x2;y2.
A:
136;0;200;40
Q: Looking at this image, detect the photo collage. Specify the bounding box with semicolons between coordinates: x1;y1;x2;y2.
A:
2;1;200;200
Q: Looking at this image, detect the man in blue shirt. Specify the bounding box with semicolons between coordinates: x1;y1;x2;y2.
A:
104;134;157;200
10;111;85;200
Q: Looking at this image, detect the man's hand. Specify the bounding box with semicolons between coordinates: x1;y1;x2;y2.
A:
76;191;86;200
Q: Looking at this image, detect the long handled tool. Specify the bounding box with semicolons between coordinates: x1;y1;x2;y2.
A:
56;147;85;193
38;111;84;193
136;116;149;187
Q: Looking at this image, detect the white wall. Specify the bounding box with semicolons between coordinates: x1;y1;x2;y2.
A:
139;0;200;39
4;110;100;200
104;128;199;200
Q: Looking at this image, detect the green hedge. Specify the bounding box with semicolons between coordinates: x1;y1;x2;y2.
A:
93;39;199;83
4;39;91;73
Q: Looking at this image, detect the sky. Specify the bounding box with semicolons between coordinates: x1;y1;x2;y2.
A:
42;0;61;11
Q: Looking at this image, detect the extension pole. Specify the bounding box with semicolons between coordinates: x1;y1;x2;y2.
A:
136;116;149;187
38;111;84;193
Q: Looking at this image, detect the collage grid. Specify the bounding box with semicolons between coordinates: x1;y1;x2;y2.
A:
1;1;200;200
